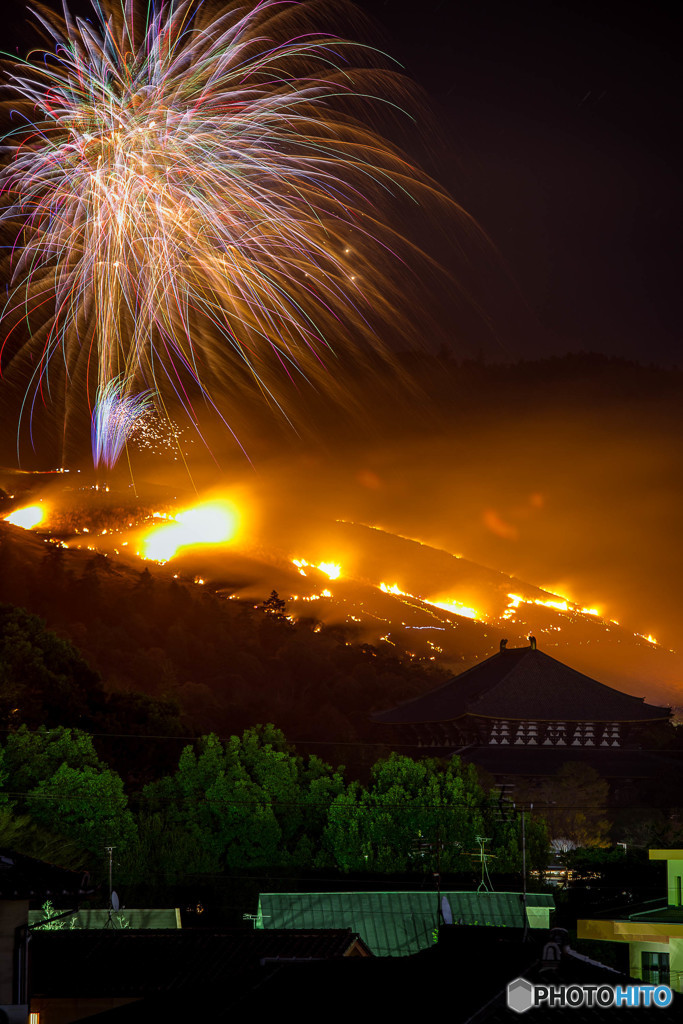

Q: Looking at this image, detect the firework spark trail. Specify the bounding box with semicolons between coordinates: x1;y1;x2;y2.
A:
91;375;153;468
0;0;459;466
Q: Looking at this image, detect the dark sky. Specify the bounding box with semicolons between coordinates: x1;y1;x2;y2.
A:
4;0;681;365
354;0;681;365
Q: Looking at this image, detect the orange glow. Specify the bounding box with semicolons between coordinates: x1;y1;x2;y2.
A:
3;504;45;529
292;558;341;580
426;598;479;620
504;592;602;619
542;583;602;618
379;582;483;621
483;508;519;540
318;561;341;580
535;597;570;612
141;500;239;562
380;581;405;596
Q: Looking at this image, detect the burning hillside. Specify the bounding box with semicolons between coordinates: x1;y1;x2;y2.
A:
2;476;680;710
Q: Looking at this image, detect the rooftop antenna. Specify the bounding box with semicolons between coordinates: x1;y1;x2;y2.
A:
514;803;533;940
412;831;444;933
106;847;115;899
105;846;118;927
474;836;494;893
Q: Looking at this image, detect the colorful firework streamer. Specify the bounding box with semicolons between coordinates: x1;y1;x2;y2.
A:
0;0;455;465
91;375;153;468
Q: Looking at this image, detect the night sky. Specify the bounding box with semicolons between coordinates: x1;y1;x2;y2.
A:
352;0;681;365
1;0;683;691
4;0;681;365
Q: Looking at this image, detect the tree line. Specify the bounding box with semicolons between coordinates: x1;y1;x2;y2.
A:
0;723;549;889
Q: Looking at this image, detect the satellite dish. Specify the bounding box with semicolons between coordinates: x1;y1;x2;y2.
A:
111;890;120;912
441;896;453;925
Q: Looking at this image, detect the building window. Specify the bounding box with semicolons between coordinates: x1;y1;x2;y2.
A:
642;951;670;985
543;722;567;746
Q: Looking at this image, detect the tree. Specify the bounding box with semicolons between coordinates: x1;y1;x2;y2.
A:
134;725;344;879
0;725;135;865
324;754;482;873
520;762;611;847
261;591;286;618
323;753;548;875
0;805;89;868
0;605;103;728
26;763;137;855
2;725;101;797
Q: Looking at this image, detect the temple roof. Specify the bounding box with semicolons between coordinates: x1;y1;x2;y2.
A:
372;644;670;725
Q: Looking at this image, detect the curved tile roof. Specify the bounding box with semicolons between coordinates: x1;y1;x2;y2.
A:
372;645;670;725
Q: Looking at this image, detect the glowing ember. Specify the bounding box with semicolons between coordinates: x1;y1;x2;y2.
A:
3;505;45;530
141;500;239;563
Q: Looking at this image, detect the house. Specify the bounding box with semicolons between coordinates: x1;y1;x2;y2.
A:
29;928;371;1023
372;638;671;785
0;848;95;1022
254;889;555;956
578;849;683;993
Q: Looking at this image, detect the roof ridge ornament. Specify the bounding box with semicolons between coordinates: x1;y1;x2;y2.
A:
528;635;537;649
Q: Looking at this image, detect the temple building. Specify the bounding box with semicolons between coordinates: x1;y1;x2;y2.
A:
372;638;672;784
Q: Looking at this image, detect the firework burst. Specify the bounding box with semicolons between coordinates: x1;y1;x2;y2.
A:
91;376;153;469
0;0;455;466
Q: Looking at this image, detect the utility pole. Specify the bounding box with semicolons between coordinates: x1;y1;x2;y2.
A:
514;803;532;940
105;845;115;920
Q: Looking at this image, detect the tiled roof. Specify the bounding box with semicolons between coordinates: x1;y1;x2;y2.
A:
30;928;370;996
372;646;670;724
65;930;683;1024
0;848;94;900
257;891;554;957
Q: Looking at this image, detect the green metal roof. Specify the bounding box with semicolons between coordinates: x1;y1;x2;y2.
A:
256;891;554;957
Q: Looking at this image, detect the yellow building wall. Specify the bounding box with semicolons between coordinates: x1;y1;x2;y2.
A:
628;937;683;994
648;850;683;907
666;861;683;907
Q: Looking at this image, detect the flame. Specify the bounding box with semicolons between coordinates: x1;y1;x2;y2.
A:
379;582;483;621
504;592;601;619
141;500;239;562
426;598;479;620
317;562;341;580
292;558;341;580
3;504;45;530
380;582;405;596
